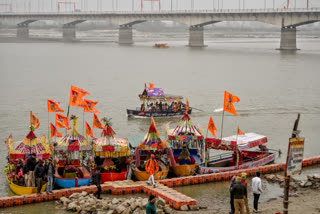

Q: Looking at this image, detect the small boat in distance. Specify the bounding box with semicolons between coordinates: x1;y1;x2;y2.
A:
153;43;169;48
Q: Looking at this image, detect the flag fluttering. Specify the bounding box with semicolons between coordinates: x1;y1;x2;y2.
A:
185;99;189;114
55;113;70;129
50;123;62;137
47;99;64;112
85;122;94;138
223;91;240;116
83;99;100;114
237;126;245;135
207;116;217;137
69;85;90;108
148;82;155;89
30;111;40;129
93;114;105;129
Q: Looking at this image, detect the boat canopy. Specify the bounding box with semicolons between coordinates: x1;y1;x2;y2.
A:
205;133;268;151
168;113;203;140
139;88;183;102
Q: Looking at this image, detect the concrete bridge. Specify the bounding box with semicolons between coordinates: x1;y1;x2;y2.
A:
1;8;320;50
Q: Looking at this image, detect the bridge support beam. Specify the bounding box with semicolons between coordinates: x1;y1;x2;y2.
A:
63;25;76;41
279;26;298;50
17;24;29;39
118;25;133;45
188;26;204;47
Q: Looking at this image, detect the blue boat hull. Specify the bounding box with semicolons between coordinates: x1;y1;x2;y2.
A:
55;176;91;188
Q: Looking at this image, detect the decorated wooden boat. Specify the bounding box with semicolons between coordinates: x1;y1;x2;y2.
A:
200;133;276;174
127;83;192;118
54;116;92;188
168;112;205;177
93;117;131;183
6;175;46;195
131;117;175;181
153;43;169;48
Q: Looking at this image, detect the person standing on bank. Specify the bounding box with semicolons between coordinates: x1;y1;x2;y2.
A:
229;176;236;214
231;176;247;214
241;173;250;214
34;159;45;194
252;172;263;213
93;167;102;199
145;154;159;188
26;153;37;187
146;195;156;214
44;157;55;194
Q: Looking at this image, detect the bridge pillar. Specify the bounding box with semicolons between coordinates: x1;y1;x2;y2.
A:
280;26;298;50
17;24;29;39
63;25;76;41
188;26;204;47
118;25;133;45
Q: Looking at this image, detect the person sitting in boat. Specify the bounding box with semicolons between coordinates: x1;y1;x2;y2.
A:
163;103;168;112
141;103;146;112
178;144;191;165
159;101;163;113
259;145;268;153
173;102;179;112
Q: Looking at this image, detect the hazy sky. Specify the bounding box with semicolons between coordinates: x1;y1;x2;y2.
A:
0;0;319;12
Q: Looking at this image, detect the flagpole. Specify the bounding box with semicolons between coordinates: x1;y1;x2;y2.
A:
48;112;50;140
83;110;85;135
220;111;225;139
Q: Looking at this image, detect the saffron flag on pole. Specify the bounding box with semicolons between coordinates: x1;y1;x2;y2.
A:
47;99;64;112
30;111;40;129
50;123;62;137
83;99;100;114
85;122;94;138
93;114;105;129
223;91;240;116
69;85;90;108
148;82;155;89
207;116;217;137
55;113;70;129
185;99;189;114
237;126;245;135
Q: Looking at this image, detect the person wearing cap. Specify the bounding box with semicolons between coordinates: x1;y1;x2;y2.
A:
146;195;156;214
231;176;247;214
26;153;37;187
145;154;159;188
44;157;55;193
34;159;45;194
241;173;250;214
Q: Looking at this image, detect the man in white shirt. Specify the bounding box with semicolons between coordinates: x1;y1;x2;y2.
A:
252;172;263;213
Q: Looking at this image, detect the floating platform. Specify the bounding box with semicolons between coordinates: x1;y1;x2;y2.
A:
0;156;319;210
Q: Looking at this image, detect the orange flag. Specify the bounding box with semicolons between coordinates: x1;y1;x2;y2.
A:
47;99;64;113
55;113;70;129
69;85;90;108
83;99;100;114
237;126;245;135
30;111;40;129
185;99;189;114
223;91;240;116
207;116;217;137
85;122;94;137
150;116;159;135
50;123;62;137
149;82;155;89
93;114;105;129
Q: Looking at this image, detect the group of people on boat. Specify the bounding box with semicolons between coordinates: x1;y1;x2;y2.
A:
140;101;186;113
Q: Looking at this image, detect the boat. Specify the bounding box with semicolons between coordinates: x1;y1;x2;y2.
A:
168;112;205;177
131;117;175;181
4;126;50;195
126;83;192;118
153;43;169;48
93;117;131;183
54;116;92;188
200;133;276;174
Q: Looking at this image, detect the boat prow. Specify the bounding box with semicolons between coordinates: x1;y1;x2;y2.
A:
170;163;200;177
132;167;169;181
6;175;46;195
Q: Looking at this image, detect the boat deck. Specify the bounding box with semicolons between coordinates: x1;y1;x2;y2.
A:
1;155;319;210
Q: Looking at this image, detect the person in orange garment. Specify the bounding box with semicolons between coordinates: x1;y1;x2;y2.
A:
145;154;159;188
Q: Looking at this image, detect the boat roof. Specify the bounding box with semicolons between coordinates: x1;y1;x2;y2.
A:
205;133;268;151
139;88;183;101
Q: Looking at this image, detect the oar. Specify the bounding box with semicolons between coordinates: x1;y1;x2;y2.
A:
190;107;205;112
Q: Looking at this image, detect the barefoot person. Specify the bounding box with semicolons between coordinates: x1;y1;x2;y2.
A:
252;172;263;213
145;154;158;188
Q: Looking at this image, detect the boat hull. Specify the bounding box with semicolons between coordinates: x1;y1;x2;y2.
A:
127;108;192;118
55;176;91;188
132;168;168;181
6;176;46;195
200;152;276;174
170;163;200;177
101;171;128;183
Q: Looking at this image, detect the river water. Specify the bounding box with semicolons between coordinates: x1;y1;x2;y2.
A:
0;30;320;212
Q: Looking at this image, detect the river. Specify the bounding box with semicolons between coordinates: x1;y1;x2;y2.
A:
0;30;319;212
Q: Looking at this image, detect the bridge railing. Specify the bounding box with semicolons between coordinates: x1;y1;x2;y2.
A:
1;7;320;15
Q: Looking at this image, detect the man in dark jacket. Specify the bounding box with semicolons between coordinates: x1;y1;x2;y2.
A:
93;167;101;199
231;176;247;214
26;153;37;187
34;159;45;194
44;158;55;194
